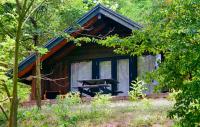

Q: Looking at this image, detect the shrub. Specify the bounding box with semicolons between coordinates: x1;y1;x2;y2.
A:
129;78;147;101
54;92;81;126
91;94;111;108
167;89;181;101
57;92;81;107
168;80;200;127
90;94;111;118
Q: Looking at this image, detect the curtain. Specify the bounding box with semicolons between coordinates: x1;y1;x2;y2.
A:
99;61;112;79
117;59;129;96
99;61;112;90
71;61;92;91
137;54;161;94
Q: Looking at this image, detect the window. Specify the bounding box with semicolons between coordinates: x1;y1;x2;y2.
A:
69;56;136;96
137;54;161;94
70;61;92;91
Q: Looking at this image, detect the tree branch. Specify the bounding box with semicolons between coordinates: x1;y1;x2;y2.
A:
0;97;10;103
21;37;33;42
75;27;115;39
41;71;54;77
22;0;46;28
0;105;8;120
21;0;28;15
2;83;11;102
0;24;15;38
24;0;35;16
15;0;22;14
21;75;68;88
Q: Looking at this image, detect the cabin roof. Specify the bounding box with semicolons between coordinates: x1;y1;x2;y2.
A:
64;4;142;33
16;4;142;78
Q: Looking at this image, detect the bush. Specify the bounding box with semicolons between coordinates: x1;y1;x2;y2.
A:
0;79;30;126
167;89;181;101
54;92;81;126
57;92;81;107
91;94;111;115
168;80;200;127
129;78;147;101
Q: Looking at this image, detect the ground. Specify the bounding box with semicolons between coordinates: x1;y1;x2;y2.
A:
0;98;174;127
77;99;173;127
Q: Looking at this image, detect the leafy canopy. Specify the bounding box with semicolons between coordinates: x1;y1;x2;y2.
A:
97;0;200;126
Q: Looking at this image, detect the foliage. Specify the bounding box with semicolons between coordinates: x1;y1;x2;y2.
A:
0;0;95;59
90;94;111;117
0;36;14;103
84;0;153;24
53;93;112;126
0;35;30;123
1;98;173;127
2;0;199;126
129;78;147;101
97;0;200;126
0;0;99;124
141;98;152;110
54;92;81;126
117;0;153;24
168;80;200;127
130;112;166;127
167;89;181;101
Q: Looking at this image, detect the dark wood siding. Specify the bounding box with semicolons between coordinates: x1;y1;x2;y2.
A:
40;44;118;97
41;60;69;97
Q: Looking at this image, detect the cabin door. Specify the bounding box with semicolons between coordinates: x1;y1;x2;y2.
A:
117;59;129;96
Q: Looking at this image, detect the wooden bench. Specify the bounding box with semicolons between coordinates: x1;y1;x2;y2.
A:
73;79;121;97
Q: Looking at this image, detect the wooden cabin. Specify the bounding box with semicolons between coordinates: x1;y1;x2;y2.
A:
18;4;161;100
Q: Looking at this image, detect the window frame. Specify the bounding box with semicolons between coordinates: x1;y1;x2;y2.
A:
69;56;137;91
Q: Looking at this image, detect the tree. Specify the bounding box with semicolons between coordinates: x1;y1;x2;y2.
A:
117;0;153;24
0;0;93;116
8;1;36;126
0;2;31;125
29;16;42;109
97;0;200;126
22;0;90;109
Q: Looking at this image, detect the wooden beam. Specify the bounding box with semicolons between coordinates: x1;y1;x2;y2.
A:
71;16;98;37
89;23;106;35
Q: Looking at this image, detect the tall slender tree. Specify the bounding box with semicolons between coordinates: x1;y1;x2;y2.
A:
9;0;36;126
29;16;41;109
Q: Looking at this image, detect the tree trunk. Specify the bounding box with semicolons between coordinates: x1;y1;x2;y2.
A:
35;51;41;109
9;18;22;127
8;0;35;126
30;17;41;109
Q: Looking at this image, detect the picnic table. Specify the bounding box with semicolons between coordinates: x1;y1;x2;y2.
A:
73;79;122;97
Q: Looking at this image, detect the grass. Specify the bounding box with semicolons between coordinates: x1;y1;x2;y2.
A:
77;99;173;127
0;98;173;127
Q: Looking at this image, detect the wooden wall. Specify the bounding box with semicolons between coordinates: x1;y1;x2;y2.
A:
37;43;118;98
